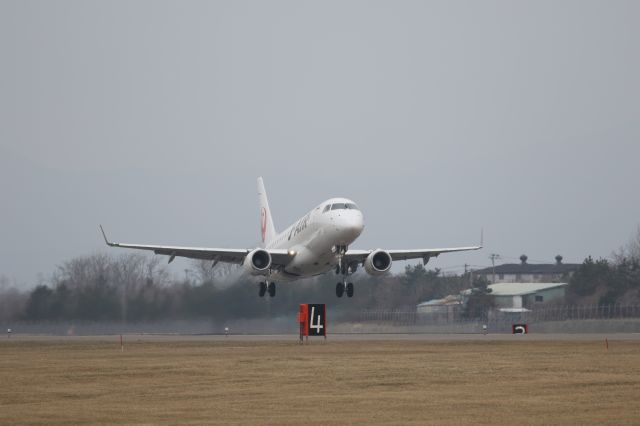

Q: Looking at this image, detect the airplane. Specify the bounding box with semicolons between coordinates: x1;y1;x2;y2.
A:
100;177;482;298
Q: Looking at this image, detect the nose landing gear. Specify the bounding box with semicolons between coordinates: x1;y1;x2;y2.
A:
335;245;355;298
334;244;354;298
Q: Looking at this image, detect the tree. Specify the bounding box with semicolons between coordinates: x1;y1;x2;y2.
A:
462;275;495;320
567;256;612;299
24;285;54;320
190;259;239;286
613;226;640;264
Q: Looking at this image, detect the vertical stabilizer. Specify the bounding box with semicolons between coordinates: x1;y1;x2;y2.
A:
257;177;277;246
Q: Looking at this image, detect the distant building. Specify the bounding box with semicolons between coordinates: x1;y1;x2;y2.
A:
416;295;462;321
462;282;568;311
476;255;580;284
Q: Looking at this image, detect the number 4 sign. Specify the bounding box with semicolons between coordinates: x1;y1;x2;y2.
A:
298;304;327;339
309;306;324;334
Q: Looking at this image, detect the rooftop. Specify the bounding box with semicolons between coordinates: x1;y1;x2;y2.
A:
417;295;462;307
475;262;579;275
484;282;568;296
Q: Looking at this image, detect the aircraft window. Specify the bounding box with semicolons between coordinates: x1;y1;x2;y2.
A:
322;205;331;213
330;203;359;211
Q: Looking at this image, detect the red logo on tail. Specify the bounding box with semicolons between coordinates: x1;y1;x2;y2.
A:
260;207;267;242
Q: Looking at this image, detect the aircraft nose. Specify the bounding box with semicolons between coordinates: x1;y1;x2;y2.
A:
344;212;364;238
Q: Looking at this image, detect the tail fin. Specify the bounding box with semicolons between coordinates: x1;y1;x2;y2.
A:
257;177;277;246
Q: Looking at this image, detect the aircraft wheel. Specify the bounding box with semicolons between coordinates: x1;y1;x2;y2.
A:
258;282;266;297
268;282;276;297
346;282;354;298
336;282;344;298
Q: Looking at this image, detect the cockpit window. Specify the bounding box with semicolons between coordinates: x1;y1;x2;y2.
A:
330;203;359;211
322;205;331;213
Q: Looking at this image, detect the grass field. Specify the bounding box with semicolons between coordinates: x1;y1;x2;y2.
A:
1;337;639;425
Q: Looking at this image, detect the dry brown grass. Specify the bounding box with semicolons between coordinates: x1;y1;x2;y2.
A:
1;338;639;425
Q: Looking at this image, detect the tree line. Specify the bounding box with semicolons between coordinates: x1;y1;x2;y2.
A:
566;228;640;306
1;228;639;322
1;253;472;322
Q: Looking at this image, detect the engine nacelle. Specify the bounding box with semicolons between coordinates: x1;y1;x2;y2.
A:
243;248;272;275
364;249;392;275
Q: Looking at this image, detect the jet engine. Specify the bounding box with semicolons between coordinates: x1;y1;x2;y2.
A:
364;250;392;275
243;248;272;275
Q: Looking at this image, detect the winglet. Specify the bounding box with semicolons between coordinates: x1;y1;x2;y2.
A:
99;225;115;247
480;228;484;248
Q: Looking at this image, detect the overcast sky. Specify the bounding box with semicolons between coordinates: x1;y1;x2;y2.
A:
1;0;638;287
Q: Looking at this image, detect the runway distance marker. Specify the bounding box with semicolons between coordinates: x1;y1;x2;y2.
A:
512;324;528;334
298;304;327;343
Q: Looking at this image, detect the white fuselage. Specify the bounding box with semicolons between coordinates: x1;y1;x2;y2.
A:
265;198;364;280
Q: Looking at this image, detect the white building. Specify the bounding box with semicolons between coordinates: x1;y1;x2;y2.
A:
462;282;568;310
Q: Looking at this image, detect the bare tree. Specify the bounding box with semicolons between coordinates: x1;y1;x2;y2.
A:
189;259;241;287
612;226;640;264
53;252;113;290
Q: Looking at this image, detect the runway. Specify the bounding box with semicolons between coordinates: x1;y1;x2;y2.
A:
5;332;640;342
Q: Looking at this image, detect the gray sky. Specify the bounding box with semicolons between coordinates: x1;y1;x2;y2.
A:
1;0;639;287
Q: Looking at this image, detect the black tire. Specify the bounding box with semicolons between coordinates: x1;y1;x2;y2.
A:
268;282;276;297
258;282;266;297
336;282;344;298
346;282;354;298
335;265;340;275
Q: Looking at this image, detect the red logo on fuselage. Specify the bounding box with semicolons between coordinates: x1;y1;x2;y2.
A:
260;207;267;242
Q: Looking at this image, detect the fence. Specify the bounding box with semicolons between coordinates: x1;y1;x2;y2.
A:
356;304;640;326
523;304;640;322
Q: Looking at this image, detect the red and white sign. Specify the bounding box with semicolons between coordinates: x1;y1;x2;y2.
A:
299;304;327;338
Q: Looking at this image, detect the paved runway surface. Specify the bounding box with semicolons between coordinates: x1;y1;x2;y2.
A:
5;332;640;342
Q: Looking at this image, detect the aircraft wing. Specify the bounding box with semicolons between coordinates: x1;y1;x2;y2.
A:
344;246;482;264
344;230;483;264
99;226;291;266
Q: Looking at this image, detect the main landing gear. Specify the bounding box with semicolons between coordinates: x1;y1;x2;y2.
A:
259;281;276;298
334;244;354;298
336;281;354;298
